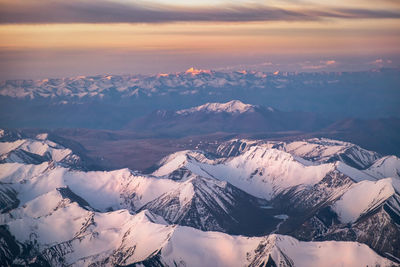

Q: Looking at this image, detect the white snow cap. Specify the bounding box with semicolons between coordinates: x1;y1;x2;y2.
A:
177;100;255;114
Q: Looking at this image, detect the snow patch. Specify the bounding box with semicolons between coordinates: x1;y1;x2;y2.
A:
36;133;48;140
274;214;289;220
152;151;188;177
178;182;195;206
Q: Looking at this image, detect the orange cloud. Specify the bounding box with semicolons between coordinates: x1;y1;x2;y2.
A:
324;60;336;65
185;67;212;75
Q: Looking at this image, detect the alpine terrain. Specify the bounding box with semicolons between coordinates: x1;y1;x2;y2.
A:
0;129;399;266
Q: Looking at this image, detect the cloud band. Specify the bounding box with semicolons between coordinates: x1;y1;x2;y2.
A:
0;0;399;24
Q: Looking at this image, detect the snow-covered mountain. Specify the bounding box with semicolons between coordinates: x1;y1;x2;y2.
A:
152;147;336;200
140;175;281;235
0;69;328;100
270;138;381;169
2;202;392;267
150;138;400;262
0;172;395;266
0;69;397;104
0;135;80;166
215;138;381;169
1;134;399;266
176;100;256;114
125;100;329;135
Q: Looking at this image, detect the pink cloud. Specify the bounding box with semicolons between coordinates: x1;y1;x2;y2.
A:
370;58;392;67
301;59;337;70
324;60;336;65
372;59;384;64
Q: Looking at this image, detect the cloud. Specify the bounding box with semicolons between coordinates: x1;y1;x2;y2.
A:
0;0;399;24
324;60;336;65
373;59;384;64
369;58;393;67
215;61;275;71
301;65;325;70
301;59;337;70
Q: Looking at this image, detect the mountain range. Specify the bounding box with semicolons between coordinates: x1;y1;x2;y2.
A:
1;130;399;266
1;68;399;129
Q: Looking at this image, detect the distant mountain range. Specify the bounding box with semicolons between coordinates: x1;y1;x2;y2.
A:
1;68;399;129
1;131;399;266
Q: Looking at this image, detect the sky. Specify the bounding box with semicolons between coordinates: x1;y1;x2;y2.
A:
0;0;399;79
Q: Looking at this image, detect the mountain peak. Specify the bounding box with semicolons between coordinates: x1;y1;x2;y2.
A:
176;100;255;115
185;67;212;75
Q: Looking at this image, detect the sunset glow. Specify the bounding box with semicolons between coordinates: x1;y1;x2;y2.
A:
0;0;399;79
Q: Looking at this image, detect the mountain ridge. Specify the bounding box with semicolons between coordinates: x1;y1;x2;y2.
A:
1;131;400;265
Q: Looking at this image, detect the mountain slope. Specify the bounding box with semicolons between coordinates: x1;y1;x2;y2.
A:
0;162;182;212
152;147;339;200
366;156;400;179
0;135;82;168
147;229;394;267
332;178;396;223
215;138;381;169
141;175;281;235
1;193;394;267
271;138;381;169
